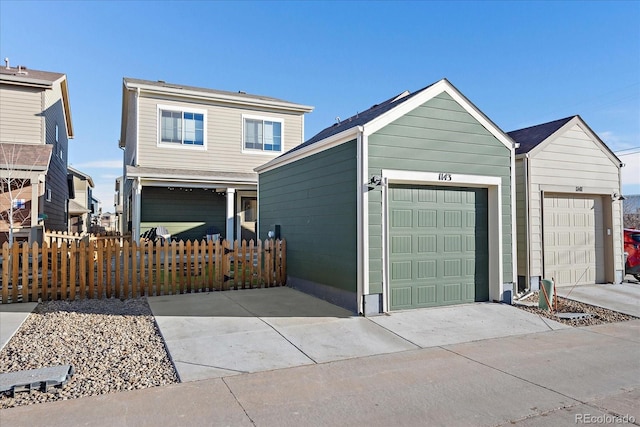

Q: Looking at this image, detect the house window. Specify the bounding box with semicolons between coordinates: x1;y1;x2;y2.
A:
243;116;282;152
159;108;205;146
46;188;52;202
55;123;59;143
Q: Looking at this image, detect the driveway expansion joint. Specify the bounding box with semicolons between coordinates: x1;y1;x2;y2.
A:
222;377;256;426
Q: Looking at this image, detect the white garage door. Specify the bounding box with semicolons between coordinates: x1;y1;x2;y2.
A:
543;193;605;286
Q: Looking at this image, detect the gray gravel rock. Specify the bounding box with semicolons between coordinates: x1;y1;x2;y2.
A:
0;298;178;409
514;292;637;326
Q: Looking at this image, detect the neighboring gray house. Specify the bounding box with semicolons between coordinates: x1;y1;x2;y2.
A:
509;116;625;290
67;166;94;234
256;79;517;315
119;78;313;243
0;61;74;244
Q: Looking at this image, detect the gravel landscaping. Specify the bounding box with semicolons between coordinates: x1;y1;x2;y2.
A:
0;298;178;409
513;291;637;326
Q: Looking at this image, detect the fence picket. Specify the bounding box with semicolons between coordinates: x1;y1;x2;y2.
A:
123;241;130;299
79;241;87;300
69;243;77;301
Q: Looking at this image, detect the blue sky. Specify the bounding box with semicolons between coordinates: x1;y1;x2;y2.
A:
1;1;638;208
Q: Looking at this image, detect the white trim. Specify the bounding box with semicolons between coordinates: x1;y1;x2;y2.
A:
381;169;505;309
241;114;285;155
356;131;364;314
361;131;369;309
510;137;518;285
156;104;207;150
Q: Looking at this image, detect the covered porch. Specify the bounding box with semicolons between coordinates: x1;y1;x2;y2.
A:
125;166;258;243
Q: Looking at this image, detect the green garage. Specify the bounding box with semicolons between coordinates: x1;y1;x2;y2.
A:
257;79;516;315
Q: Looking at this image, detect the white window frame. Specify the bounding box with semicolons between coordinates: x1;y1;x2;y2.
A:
242;114;284;155
55;123;59;143
46;187;52;202
157;104;207;150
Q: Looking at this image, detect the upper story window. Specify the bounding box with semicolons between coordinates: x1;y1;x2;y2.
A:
243;115;283;153
55;123;59;143
158;105;206;147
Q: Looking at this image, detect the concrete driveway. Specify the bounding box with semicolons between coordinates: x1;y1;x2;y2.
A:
148;287;569;382
555;283;640;317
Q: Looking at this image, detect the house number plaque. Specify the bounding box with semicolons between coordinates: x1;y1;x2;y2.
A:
438;173;452;181
576;186;583;192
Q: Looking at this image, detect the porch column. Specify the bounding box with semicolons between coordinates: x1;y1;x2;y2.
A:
30;177;39;227
133;178;142;243
226;188;235;243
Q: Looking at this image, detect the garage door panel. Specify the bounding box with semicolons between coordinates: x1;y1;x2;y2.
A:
389;185;489;309
443;284;461;302
418;235;437;253
391;287;412;308
418;210;437;227
444;235;461;252
391;235;412;254
416;285;436;304
417;260;436;278
391;209;412;227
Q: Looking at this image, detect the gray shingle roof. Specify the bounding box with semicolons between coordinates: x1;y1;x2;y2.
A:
508;116;575;155
123;77;312;111
289;83;436;155
0;65;64;85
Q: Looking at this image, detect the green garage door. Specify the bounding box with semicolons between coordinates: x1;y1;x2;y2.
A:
389;185;489;310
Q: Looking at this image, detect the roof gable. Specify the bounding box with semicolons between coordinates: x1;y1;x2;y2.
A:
508;116;574;154
509;115;621;165
256;79;514;173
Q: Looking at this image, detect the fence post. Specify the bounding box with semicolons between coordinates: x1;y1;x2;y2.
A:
170;240;177;295
2;242;9;303
123;241;130;299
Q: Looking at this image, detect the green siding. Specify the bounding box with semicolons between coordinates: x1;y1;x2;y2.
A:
141;187;226;241
259;141;358;292
368;92;513;293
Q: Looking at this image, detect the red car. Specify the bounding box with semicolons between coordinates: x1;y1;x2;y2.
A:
624;228;640;280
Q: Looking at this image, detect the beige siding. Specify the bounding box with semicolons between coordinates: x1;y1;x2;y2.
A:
526;123;623;280
515;158;527;276
136;94;304;173
125;91;137;166
0;85;43;144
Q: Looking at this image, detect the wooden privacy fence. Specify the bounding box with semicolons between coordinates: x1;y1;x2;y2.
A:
0;238;286;304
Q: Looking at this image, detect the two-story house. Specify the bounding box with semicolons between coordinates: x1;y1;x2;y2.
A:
0;61;74;245
119;78;313;243
67;166;94;234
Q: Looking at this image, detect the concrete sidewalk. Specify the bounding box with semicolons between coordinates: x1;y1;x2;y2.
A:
0;303;37;351
147;288;569;382
2;319;638;427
